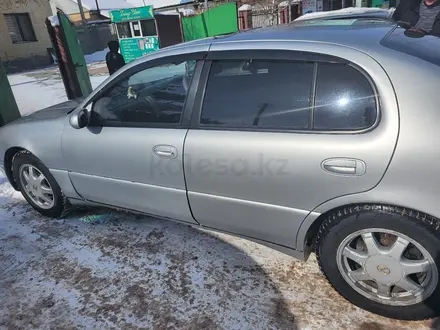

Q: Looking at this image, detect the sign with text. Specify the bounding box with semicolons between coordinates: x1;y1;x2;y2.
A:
110;6;154;23
119;36;159;63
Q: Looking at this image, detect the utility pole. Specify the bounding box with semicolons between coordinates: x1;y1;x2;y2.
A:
95;0;101;16
77;0;87;26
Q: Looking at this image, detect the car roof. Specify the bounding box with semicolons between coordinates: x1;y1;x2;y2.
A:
208;19;396;51
170;19;439;68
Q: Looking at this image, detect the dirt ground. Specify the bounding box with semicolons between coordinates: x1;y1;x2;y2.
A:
0;176;438;329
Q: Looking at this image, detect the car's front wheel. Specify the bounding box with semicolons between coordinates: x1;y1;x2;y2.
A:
317;205;440;320
12;151;67;218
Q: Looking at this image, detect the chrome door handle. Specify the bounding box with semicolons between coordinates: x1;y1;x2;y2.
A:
153;145;178;159
155;150;174;157
321;158;366;176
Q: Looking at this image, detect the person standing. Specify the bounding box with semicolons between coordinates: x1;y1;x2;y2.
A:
393;0;440;36
105;40;125;75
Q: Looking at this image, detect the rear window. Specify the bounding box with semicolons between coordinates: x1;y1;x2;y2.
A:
380;28;440;67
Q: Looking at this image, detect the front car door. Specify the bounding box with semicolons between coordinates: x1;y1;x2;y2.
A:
183;42;399;248
62;50;206;224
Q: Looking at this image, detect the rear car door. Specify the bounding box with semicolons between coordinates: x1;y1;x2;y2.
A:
183;44;399;248
62;52;204;224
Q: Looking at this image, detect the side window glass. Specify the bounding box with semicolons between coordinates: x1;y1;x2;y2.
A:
93;60;197;126
200;60;314;129
314;63;377;130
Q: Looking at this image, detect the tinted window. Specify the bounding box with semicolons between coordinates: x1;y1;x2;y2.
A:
201;60;314;129
314;63;377;130
93;60;197;126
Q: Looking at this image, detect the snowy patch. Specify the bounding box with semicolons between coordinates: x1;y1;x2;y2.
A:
9;67;108;115
239;4;252;11
0;173;434;329
48;15;60;27
85;49;107;64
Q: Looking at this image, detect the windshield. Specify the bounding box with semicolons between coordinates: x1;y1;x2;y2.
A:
381;27;440;67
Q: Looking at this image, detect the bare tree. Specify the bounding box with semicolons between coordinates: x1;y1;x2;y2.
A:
242;0;286;25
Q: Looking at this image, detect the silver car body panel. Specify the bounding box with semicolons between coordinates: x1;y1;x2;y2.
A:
61;126;197;224
50;169;82;199
184;39;399;248
0;117;67;170
295;35;440;251
1;23;440;259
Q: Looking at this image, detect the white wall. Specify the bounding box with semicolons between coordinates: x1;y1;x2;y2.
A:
55;0;86;14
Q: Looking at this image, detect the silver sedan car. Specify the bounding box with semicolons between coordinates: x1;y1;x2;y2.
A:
1;18;440;320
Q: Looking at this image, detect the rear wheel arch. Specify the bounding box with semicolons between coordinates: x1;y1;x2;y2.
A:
315;204;440;320
301;204;440;258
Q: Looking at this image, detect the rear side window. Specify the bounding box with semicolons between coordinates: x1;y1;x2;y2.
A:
314;63;377;130
199;59;377;132
201;60;314;129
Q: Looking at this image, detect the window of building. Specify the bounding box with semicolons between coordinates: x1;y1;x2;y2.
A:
200;60;314;129
116;22;132;38
140;19;157;37
314;63;377;130
4;13;37;44
132;21;142;37
92;60;198;126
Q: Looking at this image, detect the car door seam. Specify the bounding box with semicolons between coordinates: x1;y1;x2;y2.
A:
182;130;200;225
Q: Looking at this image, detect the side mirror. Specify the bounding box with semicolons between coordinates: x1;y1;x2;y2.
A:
70;108;90;129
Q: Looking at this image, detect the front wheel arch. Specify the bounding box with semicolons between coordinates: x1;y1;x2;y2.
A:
4;147;27;190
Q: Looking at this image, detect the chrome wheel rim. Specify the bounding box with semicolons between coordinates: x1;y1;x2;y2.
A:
19;165;54;210
336;228;438;306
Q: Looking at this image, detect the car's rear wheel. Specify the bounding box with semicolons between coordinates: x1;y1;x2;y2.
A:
12;151;67;218
317;205;440;320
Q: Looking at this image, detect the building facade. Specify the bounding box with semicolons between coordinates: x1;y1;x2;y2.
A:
0;0;55;71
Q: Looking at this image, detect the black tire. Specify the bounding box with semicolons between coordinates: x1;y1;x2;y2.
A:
12;151;67;218
316;205;440;320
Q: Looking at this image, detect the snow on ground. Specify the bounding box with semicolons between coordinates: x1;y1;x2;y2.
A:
8;65;108;116
0;176;437;329
85;49;107;64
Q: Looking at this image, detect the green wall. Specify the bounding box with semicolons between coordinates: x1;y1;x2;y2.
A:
182;3;238;42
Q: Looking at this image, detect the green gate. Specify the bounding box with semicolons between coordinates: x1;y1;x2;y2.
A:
182;3;239;42
0;61;20;126
59;13;92;97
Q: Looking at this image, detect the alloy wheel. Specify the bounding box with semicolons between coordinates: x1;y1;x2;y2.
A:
19;164;55;210
336;228;438;306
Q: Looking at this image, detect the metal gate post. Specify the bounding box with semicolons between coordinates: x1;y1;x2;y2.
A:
0;61;21;127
